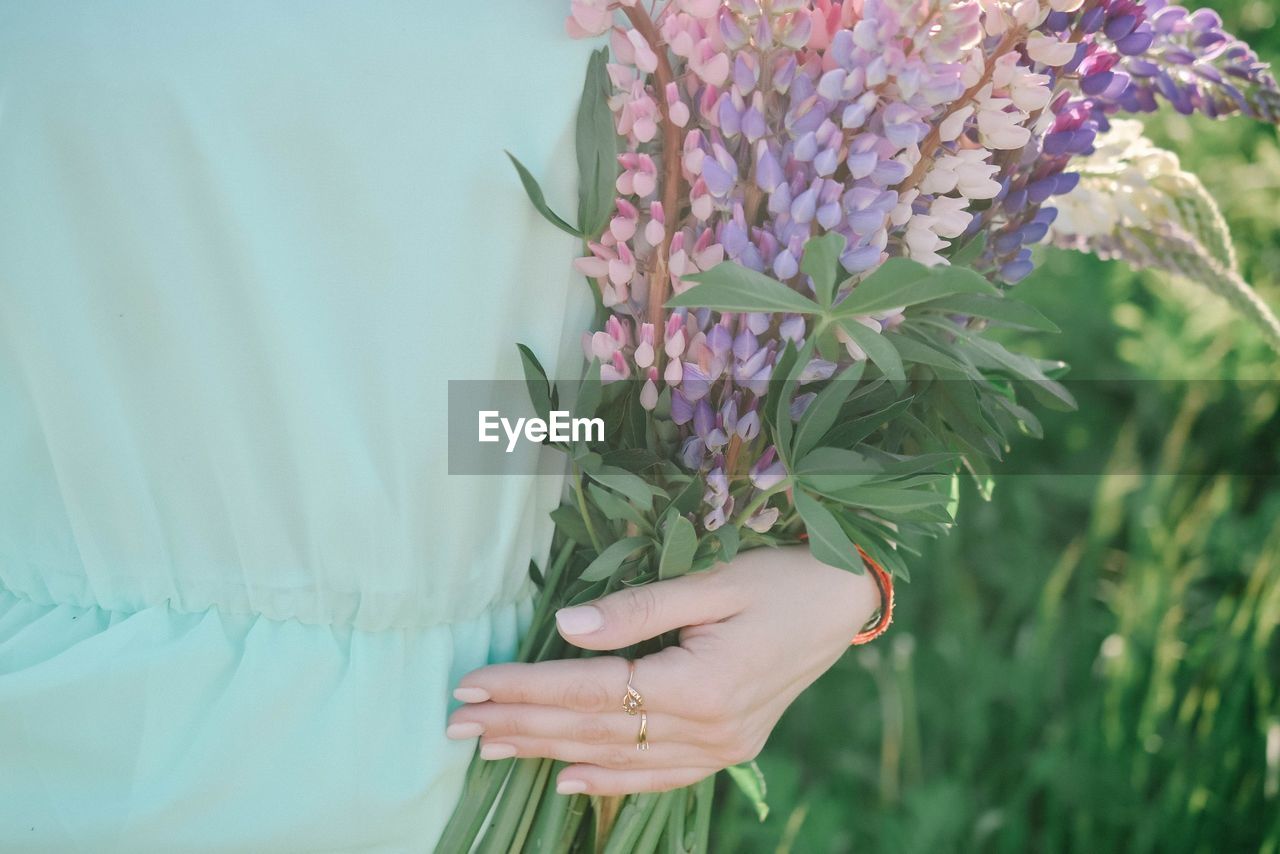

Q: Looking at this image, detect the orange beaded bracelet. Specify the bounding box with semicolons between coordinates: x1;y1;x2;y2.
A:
849;545;894;646
795;534;895;645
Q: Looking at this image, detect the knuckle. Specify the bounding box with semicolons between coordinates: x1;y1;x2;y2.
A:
501;713;529;738
600;747;636;769
563;680;610;711
722;741;759;766
572;716;616;744
619;585;662;629
731;732;768;766
693;686;735;722
704;718;744;749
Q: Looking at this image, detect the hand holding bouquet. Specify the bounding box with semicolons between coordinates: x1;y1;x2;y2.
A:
441;1;1280;851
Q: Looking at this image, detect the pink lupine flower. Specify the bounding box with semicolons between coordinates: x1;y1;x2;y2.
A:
665;82;691;127
664;357;684;385
573;241;613;279
640;368;660;411
567;0;613;38
600;351;631;384
617;153;658;198
634;322;656;369
590;331;619;362
610;199;639;242
664;314;687;357
608;242;637;290
678;0;720;17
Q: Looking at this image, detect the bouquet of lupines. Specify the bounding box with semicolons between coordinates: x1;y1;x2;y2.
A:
439;1;1280;850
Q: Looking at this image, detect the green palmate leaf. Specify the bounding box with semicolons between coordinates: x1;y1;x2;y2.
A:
762;340;801;440
800;233;846;307
1050;119;1280;352
838;517;910;580
658;515;698;579
587;483;648;530
665;476;704;515
550;504;593;546
726;762;769;822
948;232;987;268
506;152;580;237
575;48;618;239
834;257;997;318
713;523;740;562
893;332;980;376
516;343;555;422
918;293;1060;333
795;447;883;477
589;467;659;513
668;262;823;314
825;395;913;449
574;359;603;422
573;445;603;473
926;368;1005;459
794;490;866;573
958;334;1076;411
578;536;650;582
791;362;866;461
814;483;954;513
834;318;905;390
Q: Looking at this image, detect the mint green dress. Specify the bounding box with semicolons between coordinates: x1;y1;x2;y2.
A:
0;3;594;850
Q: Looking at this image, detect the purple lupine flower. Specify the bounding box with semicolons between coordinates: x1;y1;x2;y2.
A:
749;446;787;491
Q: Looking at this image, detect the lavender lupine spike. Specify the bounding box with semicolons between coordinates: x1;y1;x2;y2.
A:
1108;1;1280;123
563;0;1278;529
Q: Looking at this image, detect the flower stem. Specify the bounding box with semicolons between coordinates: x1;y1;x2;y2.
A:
621;4;685;343
475;759;547;854
433;756;515;853
572;465;605;553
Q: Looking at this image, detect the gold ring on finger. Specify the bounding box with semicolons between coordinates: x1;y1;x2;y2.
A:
622;659;643;716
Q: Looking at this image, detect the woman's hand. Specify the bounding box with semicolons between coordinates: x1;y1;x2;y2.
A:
446;545;880;796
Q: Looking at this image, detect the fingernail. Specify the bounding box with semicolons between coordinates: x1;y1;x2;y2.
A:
557;779;588;795
555;605;604;636
480;743;517;761
453;687;490;704
445;722;484;740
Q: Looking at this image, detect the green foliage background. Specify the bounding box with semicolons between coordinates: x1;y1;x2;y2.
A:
712;2;1280;850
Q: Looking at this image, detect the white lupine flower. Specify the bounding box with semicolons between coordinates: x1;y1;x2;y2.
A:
1026;32;1077;67
904;216;950;266
1051;120;1185;238
1049;0;1085;10
977;0;1008;36
1010;78;1052;112
834;316;882;362
952;150;1003;199
1011;0;1047;28
920;164;960;196
939;104;974;143
930;195;974;239
960;48;986;88
977;105;1032;149
889;189;919;228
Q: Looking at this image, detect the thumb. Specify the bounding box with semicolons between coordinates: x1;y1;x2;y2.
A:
554;570;739;650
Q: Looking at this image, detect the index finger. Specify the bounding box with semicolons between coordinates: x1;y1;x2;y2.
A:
455;646;695;716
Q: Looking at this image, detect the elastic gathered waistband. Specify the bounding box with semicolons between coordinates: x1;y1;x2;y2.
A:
0;567;536;634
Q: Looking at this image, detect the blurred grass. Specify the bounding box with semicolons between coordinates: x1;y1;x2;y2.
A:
712;2;1280;851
